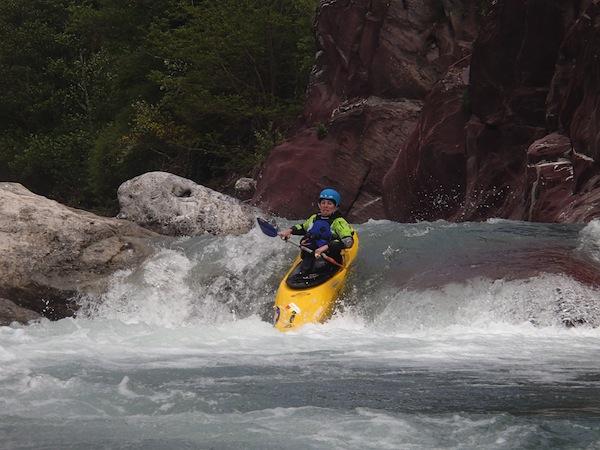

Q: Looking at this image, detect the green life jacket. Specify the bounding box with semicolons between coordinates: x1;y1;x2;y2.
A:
292;211;353;242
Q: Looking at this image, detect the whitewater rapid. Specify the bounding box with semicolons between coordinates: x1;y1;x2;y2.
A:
2;219;600;449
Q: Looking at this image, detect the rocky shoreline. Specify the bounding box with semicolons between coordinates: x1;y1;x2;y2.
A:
0;173;258;325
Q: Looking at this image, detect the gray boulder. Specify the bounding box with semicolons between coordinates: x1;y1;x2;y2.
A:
234;177;257;201
117;172;255;236
0;298;41;326
0;183;157;322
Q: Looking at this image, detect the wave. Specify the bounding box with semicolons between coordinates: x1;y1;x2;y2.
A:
72;219;600;330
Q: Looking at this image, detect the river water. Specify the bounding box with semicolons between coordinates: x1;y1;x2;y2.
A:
2;219;600;449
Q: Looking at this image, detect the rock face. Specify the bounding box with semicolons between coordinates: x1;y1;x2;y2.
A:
385;0;600;223
253;97;423;221
525;133;576;222
118;172;255;235
383;58;471;221
255;0;600;224
457;0;573;221
542;0;600;222
234;177;257;201
253;0;479;222
384;0;580;222
304;0;479;122
0;298;41;326
0;183;157;322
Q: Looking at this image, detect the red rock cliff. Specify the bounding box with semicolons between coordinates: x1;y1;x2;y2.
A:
252;0;479;221
254;0;600;224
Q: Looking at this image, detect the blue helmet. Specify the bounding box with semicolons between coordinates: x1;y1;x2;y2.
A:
319;188;341;206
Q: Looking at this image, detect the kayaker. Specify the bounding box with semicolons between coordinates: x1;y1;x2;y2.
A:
278;188;355;274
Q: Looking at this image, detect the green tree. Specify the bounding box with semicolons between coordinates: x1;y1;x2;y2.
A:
131;0;317;178
0;0;317;212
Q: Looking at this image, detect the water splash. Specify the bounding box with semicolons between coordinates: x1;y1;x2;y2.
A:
578;219;600;263
73;219;600;331
368;274;600;331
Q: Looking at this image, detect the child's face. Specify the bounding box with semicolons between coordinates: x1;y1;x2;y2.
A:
318;199;337;216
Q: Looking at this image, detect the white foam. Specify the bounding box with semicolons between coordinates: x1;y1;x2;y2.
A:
0;344;15;363
372;273;600;332
486;218;513;224
403;226;433;237
78;248;232;327
117;376;139;398
578;219;600;262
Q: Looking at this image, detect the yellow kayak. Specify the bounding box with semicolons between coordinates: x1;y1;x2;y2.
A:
273;233;359;331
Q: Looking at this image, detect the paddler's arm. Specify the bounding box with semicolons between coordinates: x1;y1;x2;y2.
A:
277;214;317;240
315;236;352;258
277;218;312;240
319;237;351;257
330;218;355;251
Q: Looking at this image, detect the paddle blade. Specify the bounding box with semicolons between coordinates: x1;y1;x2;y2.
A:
257;217;278;237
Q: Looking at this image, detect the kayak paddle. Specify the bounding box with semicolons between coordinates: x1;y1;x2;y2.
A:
256;217;279;237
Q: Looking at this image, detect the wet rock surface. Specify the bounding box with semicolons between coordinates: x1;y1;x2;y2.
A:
0;183;158;323
233;177;257;201
383;58;471;222
0;298;41;326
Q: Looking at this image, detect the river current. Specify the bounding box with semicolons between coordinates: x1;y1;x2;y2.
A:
2;219;600;449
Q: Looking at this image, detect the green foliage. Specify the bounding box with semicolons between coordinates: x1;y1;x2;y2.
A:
0;0;72;133
0;0;317;212
253;123;284;166
9;130;94;206
316;122;328;140
142;0;316;179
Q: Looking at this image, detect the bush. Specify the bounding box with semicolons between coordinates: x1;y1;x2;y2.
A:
316;122;328;140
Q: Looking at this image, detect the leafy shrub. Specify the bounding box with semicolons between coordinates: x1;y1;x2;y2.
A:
316;122;328;140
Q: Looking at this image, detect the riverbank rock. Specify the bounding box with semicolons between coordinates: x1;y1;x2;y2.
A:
0;183;157;323
0;298;41;326
117;172;255;236
234;177;257;201
525;133;575;222
382;58;471;222
253;97;423;222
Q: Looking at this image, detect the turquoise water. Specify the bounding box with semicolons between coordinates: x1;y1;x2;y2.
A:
2;220;600;449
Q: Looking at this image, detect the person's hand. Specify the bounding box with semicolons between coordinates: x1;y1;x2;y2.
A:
278;228;292;240
314;244;329;258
